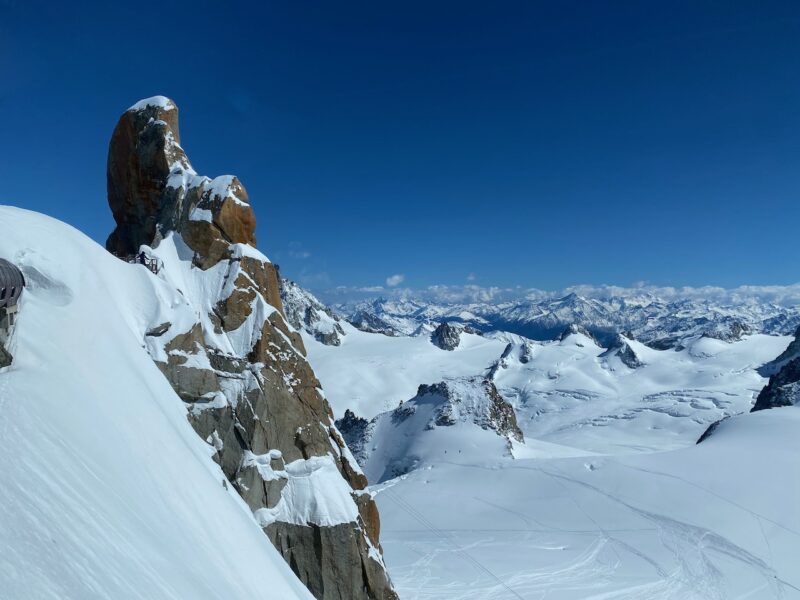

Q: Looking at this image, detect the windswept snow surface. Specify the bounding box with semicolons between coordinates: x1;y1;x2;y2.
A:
303;306;800;598
376;407;800;599
0;207;313;600
304;323;507;418
492;331;791;453
127;95;175;112
307;325;790;452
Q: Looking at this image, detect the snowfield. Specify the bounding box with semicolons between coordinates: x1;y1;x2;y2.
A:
376;407;800;599
303;305;800;599
306;323;507;418
492;330;791;453
0;206;313;599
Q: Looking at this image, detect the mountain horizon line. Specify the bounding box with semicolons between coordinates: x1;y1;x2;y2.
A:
312;281;800;307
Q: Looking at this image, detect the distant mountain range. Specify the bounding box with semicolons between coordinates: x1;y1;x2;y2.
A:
330;291;800;347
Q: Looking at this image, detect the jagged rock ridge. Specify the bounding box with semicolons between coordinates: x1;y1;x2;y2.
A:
106;97;397;600
281;278;346;346
600;333;644;369
558;323;599;345
430;322;462;350
751;326;800;412
337;377;523;483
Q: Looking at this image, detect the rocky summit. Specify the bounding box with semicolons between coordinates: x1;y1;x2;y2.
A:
752;327;800;412
106;97;397;600
280;278;346;346
430;321;464;350
337;377;523;483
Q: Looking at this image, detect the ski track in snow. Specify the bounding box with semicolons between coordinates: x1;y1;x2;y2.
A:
538;467;786;600
377;451;800;599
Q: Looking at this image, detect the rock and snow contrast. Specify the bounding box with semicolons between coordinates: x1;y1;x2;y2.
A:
280;278;347;346
751;326;800;412
295;283;800;598
0;98;397;600
337;377;523;483
0;207;314;600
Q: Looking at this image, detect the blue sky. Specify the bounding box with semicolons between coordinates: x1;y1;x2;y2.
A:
1;1;799;293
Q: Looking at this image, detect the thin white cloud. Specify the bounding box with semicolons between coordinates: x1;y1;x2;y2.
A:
319;282;800;308
466;273;476;282
288;241;311;259
386;274;405;287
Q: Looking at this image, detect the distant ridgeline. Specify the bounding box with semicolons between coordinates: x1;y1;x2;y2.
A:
335;291;800;348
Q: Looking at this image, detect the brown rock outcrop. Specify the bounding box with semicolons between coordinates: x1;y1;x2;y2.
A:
107;96;397;600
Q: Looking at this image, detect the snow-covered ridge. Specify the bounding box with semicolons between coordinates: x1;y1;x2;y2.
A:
337;376;523;483
0;206;314;599
127;95;175;111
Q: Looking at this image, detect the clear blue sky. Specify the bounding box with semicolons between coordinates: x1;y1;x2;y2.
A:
1;1;799;292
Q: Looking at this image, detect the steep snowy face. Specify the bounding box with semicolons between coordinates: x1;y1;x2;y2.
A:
104;98;397;600
336;377;523;483
599;333;644;369
280;278;346;346
0;207;314;600
752;327;800;411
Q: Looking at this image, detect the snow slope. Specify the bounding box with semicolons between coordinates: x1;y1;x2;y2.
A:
376;408;800;599
305;323;507;418
0;206;313;599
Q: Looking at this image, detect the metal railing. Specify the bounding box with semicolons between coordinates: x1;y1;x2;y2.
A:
118;254;162;275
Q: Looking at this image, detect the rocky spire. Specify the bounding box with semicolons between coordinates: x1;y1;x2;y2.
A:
106;96;256;268
107;97;397;600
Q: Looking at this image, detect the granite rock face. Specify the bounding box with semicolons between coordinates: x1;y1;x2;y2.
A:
430;322;462;350
107;97;397;600
349;310;400;336
338;376;524;480
558;323;599;344
600;334;644;369
416;379;524;442
107;96;257;268
752;357;800;411
281;279;346;346
750;326;800;412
